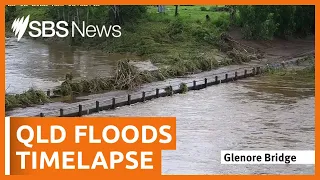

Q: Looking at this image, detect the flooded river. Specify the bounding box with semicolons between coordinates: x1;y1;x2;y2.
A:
5;36;315;175
88;75;315;175
5;37;140;94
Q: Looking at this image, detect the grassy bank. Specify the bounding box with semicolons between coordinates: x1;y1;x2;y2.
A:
4;6;261;111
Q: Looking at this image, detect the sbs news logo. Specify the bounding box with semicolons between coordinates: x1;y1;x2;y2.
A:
11;15;121;41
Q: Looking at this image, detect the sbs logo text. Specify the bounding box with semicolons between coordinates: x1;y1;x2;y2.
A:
11;15;121;41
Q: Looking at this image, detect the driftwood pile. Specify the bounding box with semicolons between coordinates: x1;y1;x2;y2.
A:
113;60;145;90
219;33;264;63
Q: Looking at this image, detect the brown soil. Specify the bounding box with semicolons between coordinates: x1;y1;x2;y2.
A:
227;27;315;63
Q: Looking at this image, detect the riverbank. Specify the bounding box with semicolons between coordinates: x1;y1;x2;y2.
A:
5;5;315;112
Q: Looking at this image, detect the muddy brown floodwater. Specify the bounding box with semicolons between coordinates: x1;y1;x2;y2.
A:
5;37;141;94
87;75;315;175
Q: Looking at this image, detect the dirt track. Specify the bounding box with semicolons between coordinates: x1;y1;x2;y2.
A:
228;28;315;63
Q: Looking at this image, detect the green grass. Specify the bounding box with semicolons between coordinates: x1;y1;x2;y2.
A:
147;5;229;24
97;6;232;68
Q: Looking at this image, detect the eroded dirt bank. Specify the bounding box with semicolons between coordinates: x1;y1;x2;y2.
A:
228;28;315;62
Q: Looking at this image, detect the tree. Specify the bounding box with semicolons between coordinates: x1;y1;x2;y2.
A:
228;6;237;25
109;6;147;25
5;5;16;22
175;5;179;16
237;5;315;39
272;6;296;38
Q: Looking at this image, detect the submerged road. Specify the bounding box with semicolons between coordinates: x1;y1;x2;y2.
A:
87;74;315;175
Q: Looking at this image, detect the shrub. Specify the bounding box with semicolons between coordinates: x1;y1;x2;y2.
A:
167;18;185;40
195;19;202;24
5;88;50;110
191;26;210;40
60;81;72;96
209;6;218;12
200;7;207;11
272;6;296;39
294;6;315;37
179;83;188;93
164;86;173;96
237;5;314;39
212;14;230;31
238;6;278;40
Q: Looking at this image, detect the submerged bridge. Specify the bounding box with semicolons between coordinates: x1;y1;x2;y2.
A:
7;56;309;117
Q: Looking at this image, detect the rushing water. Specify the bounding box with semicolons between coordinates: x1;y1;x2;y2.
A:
87;75;315;175
5;36;314;174
5;37;140;94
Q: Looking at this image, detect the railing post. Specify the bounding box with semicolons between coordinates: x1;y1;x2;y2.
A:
128;94;131;105
78;105;82;117
60;109;63;117
142;91;146;102
256;67;261;74
204;78;207;88
112;98;116;109
96;101;99;112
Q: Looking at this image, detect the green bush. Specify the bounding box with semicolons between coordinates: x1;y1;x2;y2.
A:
200;7;207;11
237;5;315;39
164;86;173;95
191;26;210;40
167;18;185;40
179;83;188;93
294;5;315;37
209;6;218;12
190;25;220;44
60;81;73;96
272;6;296;39
5;88;50;110
212;14;230;31
238;6;278;40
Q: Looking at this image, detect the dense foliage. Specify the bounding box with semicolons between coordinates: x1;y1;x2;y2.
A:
5;5;147;24
237;5;315;39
